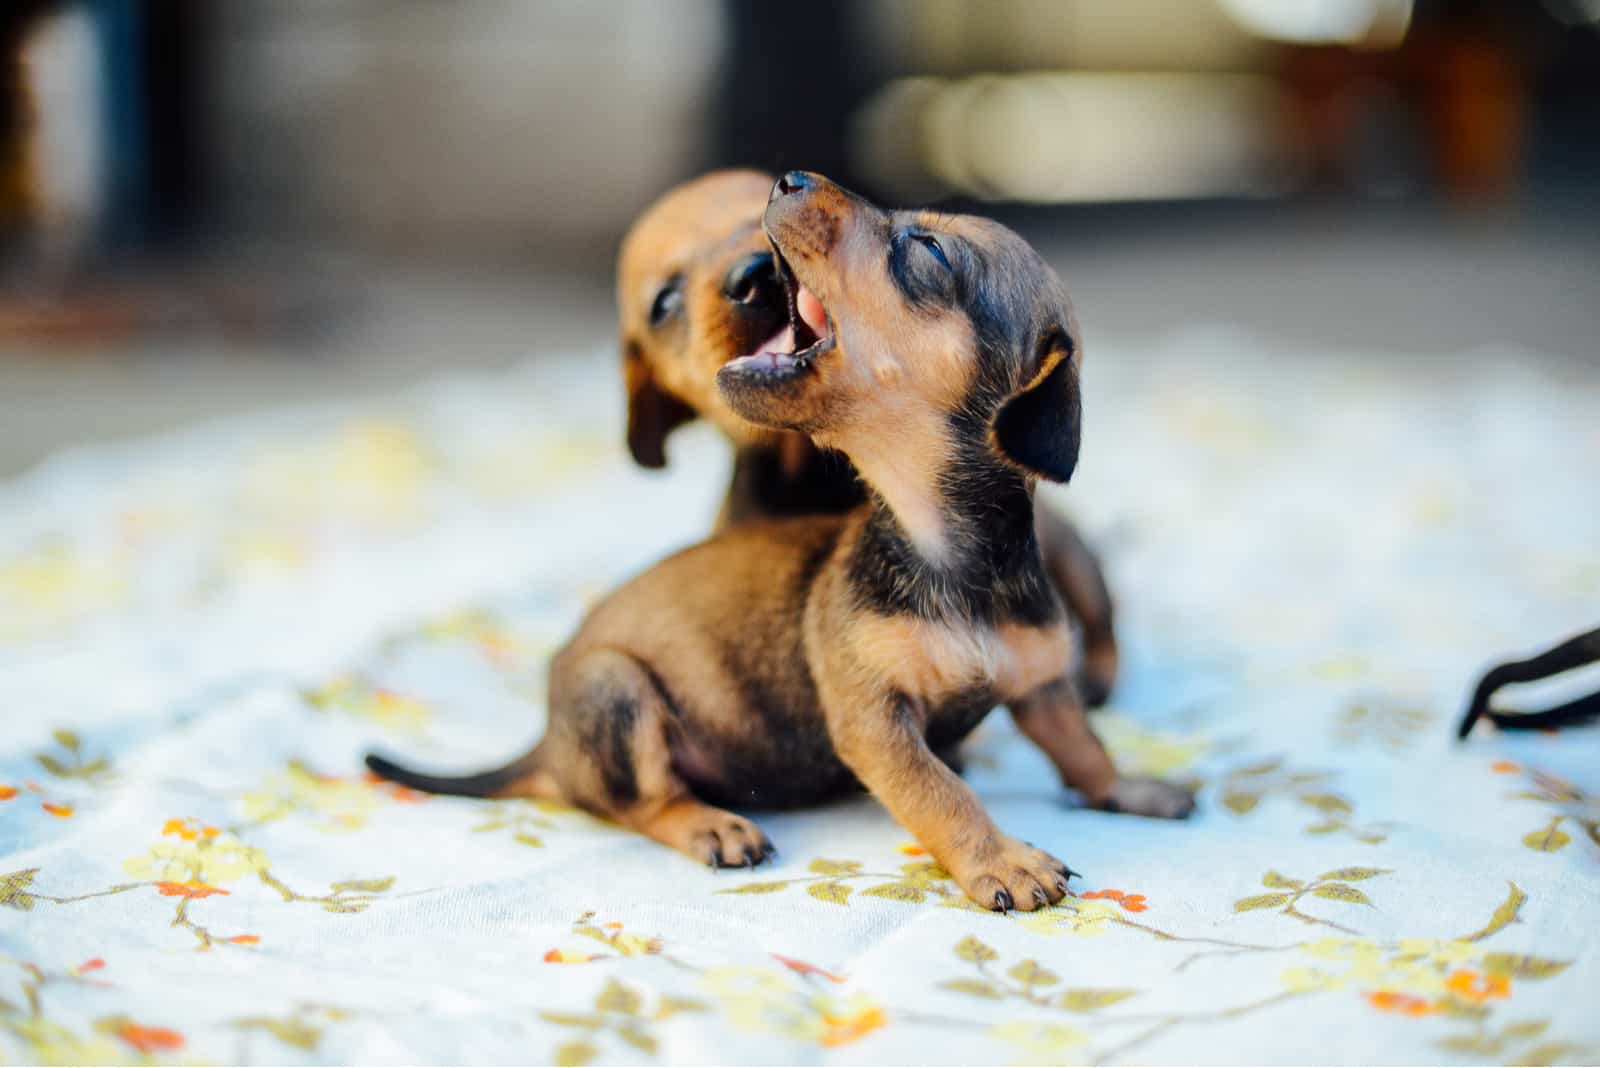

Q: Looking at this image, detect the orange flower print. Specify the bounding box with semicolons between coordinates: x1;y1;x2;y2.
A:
74;958;106;974
773;955;845;983
162;818;220;841
0;784;16;800
896;843;926;856
542;949;597;963
1080;888;1148;913
155;881;231;899
360;772;429;803
1363;990;1437;1017
40;802;74;818
819;1004;887;1047
228;935;261;946
1490;760;1521;774
1445;969;1510;1002
116;1023;185;1053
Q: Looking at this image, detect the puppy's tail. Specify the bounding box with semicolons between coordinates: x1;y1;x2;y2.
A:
364;746;552;799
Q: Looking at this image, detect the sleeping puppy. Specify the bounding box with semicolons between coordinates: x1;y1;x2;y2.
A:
368;173;1194;912
617;169;1120;706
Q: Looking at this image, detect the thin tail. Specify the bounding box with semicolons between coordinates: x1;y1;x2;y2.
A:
364;748;543;798
1458;625;1600;739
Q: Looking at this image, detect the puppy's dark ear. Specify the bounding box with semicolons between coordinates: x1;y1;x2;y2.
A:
624;341;695;469
992;327;1080;483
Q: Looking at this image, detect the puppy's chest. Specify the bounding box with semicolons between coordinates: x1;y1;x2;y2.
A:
858;615;1071;705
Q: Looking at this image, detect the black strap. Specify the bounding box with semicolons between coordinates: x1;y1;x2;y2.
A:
1458;626;1600;739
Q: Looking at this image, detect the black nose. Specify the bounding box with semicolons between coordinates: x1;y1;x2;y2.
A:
722;251;776;303
773;171;814;200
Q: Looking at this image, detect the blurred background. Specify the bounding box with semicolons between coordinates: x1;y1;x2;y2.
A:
1;0;1597;477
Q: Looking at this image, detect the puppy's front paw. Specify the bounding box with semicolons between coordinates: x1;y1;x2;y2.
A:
1099;776;1196;820
949;834;1073;912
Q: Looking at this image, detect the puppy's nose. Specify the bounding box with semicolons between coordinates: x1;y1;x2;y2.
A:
773;171;816;200
723;251;775;302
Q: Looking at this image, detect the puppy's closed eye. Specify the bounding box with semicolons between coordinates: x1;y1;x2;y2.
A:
911;233;951;271
890;231;956;305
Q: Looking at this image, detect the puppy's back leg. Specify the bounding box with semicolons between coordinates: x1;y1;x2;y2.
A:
1009;677;1195;819
1035;507;1117;707
548;647;775;868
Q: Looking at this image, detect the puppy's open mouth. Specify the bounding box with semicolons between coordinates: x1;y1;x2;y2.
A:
722;248;833;380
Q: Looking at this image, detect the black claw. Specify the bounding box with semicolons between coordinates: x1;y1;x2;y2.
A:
994;889;1014;911
708;852;722;870
1033;886;1047;907
1064;866;1081;881
1056;878;1069;896
742;846;758;867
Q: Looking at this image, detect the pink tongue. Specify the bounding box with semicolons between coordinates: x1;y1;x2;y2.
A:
797;286;827;337
757;325;793;357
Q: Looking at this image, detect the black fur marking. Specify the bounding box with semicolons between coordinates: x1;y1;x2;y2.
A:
925;687;998;755
582;695;639;805
846;229;1066;628
688;654;860;807
994;334;1080;484
727;445;866;520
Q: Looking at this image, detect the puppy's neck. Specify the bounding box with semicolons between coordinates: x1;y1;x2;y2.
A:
841;440;955;565
726;436;865;521
821;411;1053;624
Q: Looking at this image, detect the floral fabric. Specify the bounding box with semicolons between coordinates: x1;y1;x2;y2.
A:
1;330;1597;1065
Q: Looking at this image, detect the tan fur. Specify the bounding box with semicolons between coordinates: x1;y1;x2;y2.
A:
370;173;1194;912
616;171;1121;701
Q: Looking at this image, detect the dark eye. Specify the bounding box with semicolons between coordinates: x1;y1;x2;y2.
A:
649;277;684;327
912;233;951;271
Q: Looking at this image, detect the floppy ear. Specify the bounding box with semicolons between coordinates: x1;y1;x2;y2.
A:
624;340;696;469
992;327;1080;483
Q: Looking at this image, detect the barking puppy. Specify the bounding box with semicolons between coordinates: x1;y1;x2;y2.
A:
368;173;1193;912
617;170;1120;704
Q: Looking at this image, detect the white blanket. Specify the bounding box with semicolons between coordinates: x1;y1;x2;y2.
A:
1;328;1596;1065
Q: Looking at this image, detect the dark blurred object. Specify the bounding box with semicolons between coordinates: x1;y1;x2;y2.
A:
0;0;337;348
1;0;64;256
713;1;883;186
1458;626;1600;739
4;0;1600;354
1276;2;1535;204
1;0;207;268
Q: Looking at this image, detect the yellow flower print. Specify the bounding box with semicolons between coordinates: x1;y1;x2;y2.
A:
124;823;268;886
1280;966;1344;993
701;967;887;1049
240;420;431;529
1093;713;1208;777
240;763;418;831
1300;937;1384;963
988;1020;1088;1065
1395;939;1478;966
225;531;309;576
0;543;127;641
6;1018;127;1067
302;676;431;734
1018;897;1122;937
542;915;664;962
